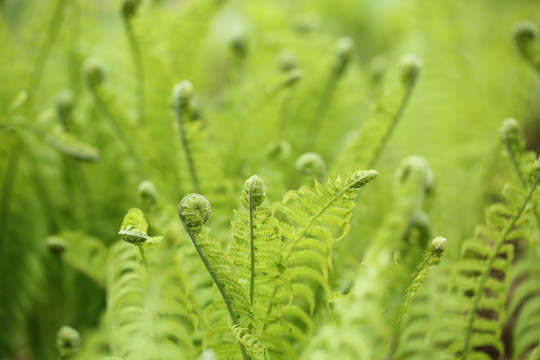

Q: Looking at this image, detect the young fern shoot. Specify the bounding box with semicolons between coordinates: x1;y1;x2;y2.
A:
178;194;250;360
56;326;80;360
305;36;353;150
174;81;200;193
398;236;448;324
83;60;143;176
513;21;540;73
118;208;153;269
242;175;266;305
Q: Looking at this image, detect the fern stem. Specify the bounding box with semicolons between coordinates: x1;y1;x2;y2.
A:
248;183;256;306
502;131;540;229
180;221;249;360
0;137;21;266
27;0;67;105
123;17;145;124
461;172;540;359
174;97;200;194
304;76;339;151
138;246;148;270
502;134;527;188
368;83;415;169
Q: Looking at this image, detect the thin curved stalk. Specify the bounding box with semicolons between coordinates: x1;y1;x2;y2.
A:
248;182;256;306
123;17;145;124
179;219;249;360
368;83;415;169
174;99;200;193
27;0;67;104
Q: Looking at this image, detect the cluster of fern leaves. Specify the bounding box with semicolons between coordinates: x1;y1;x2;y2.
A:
1;0;540;359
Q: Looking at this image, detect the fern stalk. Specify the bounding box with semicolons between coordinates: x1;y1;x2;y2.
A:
0;138;22;265
248;186;256;305
368;55;421;168
122;0;145;124
461;171;540;359
27;0;67;105
173;81;200;193
304;37;353;150
179;194;249;360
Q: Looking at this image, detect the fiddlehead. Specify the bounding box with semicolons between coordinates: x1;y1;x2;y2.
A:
398;237;448;323
83;59;142;175
242;175;265;305
513;21;540;73
137;180;158;208
295;152;326;183
56;326;81;360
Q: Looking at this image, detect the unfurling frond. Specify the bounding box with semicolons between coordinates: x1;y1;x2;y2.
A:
56;326;81;359
273;169;377;344
179;194;252;359
119;208;148;245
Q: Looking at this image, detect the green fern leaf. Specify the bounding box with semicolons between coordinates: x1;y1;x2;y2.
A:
440;171;539;359
272;169;377;344
507;261;540;360
33;110;99;162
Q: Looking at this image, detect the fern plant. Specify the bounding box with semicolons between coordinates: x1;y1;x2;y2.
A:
2;1;540;360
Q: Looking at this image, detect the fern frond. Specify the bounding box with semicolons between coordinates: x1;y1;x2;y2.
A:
106;241;145;359
128;248;197;360
47;231;108;287
230;324;269;360
513;21;540;74
272;169;377;344
179;193;253;359
173;82;233;215
507;260;540;360
332;54;422;175
440;170;539;359
227;175;296;357
398;237;447;323
32;110;99;162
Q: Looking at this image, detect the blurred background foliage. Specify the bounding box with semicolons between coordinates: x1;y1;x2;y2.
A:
0;0;539;359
